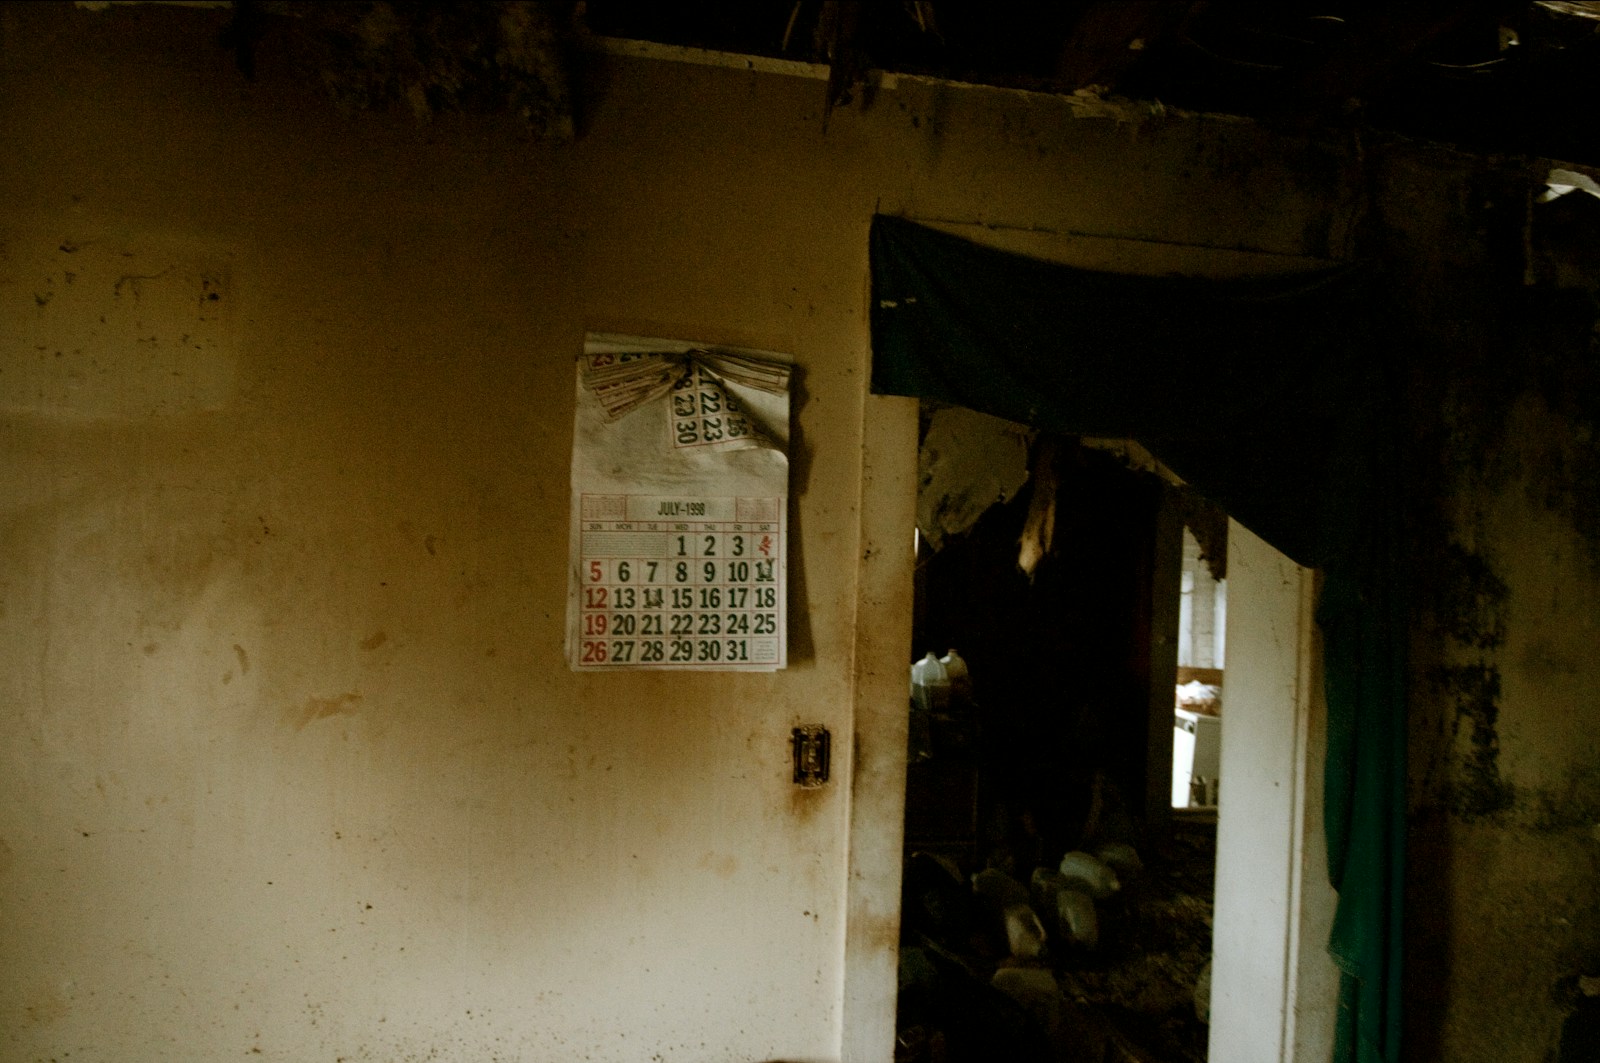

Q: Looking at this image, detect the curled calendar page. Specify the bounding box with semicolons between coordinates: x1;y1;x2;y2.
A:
567;334;791;671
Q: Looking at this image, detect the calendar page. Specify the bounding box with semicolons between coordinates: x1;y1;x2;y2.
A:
567;335;791;671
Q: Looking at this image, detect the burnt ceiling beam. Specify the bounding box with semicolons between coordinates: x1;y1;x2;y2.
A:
813;0;868;123
1052;0;1200;93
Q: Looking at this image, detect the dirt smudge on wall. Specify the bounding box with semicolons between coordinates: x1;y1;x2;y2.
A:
789;784;827;824
697;851;738;878
288;692;363;731
22;980;69;1027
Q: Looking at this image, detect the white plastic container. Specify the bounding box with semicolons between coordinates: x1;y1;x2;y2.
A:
910;651;950;714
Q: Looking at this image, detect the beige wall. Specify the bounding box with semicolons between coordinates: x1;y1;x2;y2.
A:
0;4;1366;1062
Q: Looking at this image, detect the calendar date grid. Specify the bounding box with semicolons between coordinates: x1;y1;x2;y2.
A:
577;519;780;667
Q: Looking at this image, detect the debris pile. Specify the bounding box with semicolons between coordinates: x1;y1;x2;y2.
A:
898;823;1214;1063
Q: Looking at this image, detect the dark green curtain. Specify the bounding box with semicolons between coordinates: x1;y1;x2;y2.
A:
869;215;1405;1063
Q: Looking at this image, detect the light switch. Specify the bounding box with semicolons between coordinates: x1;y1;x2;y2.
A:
791;725;830;788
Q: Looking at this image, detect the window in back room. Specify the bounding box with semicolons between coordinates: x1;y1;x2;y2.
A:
1173;524;1225;811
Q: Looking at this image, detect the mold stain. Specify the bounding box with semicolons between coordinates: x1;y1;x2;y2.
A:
1427;541;1516;819
360;630;388;651
1434;663;1515;819
1433;541;1508;651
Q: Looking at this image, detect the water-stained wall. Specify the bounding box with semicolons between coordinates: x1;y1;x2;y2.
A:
0;4;1433;1062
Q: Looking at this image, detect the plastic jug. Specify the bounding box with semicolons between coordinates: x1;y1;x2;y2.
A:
910;652;950;714
939;648;971;701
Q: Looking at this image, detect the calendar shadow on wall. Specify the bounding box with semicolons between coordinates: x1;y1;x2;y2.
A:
895;415;1219;1063
783;365;815;663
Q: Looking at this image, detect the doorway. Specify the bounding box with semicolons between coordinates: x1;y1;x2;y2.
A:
897;423;1213;1062
840;399;1337;1063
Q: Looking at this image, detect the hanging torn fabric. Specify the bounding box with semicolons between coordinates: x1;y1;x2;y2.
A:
868;214;1406;1063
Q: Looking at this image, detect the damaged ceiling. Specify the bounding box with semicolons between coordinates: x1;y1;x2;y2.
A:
595;0;1600;166
588;1;1600;167
111;1;1600;167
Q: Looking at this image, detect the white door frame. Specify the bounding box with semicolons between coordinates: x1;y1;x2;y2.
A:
1207;519;1339;1062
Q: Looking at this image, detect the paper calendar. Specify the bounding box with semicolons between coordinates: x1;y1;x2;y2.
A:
567;335;791;671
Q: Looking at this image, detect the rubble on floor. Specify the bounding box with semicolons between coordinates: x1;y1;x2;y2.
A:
897;818;1215;1063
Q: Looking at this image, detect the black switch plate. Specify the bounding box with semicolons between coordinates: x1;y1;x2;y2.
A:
791;725;830;787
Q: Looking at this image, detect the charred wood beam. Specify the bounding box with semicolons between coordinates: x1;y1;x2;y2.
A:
814;0;868;124
1053;0;1200;93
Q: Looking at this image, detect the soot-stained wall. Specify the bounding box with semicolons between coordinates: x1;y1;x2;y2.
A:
5;3;1597;1061
1381;147;1600;1062
0;4;1357;1061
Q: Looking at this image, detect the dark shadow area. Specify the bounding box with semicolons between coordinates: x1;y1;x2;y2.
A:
897;432;1213;1063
